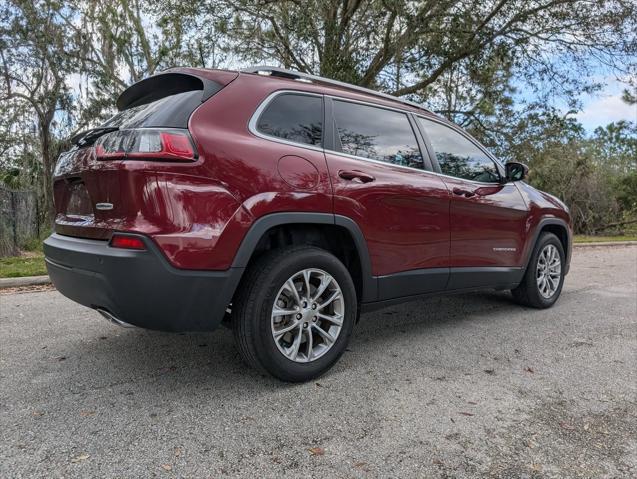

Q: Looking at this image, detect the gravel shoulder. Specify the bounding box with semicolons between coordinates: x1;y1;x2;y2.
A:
1;246;635;478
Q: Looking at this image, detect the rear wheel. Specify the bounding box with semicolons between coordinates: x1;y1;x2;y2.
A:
512;232;565;308
232;246;357;382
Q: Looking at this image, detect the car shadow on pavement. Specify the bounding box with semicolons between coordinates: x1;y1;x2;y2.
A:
59;289;528;392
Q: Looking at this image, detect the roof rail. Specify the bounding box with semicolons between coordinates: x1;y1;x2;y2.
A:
241;65;430;113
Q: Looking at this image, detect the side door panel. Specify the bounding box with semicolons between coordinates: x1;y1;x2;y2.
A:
327;151;449;280
442;178;529;268
323;99;451;301
417;116;529;290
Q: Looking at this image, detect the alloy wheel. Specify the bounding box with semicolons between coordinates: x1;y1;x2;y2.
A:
536;244;561;299
270;268;344;363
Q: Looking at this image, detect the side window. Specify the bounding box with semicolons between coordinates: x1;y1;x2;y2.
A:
418;118;500;183
332;100;424;169
256;93;323;146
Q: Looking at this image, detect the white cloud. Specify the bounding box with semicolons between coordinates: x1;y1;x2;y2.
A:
575;92;636;129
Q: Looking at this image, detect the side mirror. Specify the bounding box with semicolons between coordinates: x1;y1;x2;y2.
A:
505;162;528;182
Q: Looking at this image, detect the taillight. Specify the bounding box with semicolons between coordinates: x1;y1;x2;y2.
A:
110;234;146;250
94;128;197;162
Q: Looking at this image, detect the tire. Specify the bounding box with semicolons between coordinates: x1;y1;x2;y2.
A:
232;246;357;382
512;232;565;308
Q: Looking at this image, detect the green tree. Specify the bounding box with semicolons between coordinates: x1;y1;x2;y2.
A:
589;121;637;175
0;0;78;222
191;1;636;107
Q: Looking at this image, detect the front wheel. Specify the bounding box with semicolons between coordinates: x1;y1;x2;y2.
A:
512;232;565;308
232;246;357;382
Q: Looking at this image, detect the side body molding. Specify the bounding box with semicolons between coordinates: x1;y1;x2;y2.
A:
230;212;378;303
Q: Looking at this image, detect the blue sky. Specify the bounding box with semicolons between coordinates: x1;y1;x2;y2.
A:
574;78;636;131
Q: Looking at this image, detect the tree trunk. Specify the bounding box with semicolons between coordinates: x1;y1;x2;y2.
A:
38;113;56;227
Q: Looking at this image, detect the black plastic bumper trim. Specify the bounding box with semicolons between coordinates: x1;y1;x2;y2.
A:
44;233;242;332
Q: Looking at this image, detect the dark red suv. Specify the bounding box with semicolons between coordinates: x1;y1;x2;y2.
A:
44;66;572;381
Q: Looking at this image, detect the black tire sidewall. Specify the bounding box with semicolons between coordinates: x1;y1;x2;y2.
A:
527;233;565;307
248;248;357;381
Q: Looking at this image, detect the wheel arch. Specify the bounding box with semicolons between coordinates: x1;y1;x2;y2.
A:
526;218;572;274
231;213;377;302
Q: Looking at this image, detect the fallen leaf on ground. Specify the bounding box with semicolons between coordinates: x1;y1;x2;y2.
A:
308;447;325;456
32;411;44;417
161;464;172;471
174;447;182;457
80;410;95;417
432;458;444;465
71;453;89;463
525;366;535;373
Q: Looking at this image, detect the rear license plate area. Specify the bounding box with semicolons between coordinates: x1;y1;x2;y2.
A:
65;181;94;217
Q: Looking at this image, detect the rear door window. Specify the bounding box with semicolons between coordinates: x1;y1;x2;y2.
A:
332;100;424;169
256;93;323;146
418;118;501;183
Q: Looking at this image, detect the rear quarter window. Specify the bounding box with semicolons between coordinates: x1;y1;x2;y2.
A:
256;93;323;146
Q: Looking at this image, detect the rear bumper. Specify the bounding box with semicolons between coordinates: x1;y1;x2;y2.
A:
44;233;243;331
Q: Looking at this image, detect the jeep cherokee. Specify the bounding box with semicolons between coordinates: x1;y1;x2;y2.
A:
44;66;572;382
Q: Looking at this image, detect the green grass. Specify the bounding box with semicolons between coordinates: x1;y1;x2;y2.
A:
574;234;637;244
22;228;50;252
0;252;47;278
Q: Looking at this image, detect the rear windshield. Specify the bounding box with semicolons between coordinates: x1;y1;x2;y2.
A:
102;90;205;129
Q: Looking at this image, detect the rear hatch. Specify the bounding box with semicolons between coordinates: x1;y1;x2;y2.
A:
53;69;237;239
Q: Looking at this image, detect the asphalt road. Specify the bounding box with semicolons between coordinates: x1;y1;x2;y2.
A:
1;246;636;478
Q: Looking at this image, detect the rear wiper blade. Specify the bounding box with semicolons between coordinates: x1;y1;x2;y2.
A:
71;127;119;147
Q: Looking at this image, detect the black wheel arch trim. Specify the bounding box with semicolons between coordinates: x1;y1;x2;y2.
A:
230;212;378;302
526;217;572;274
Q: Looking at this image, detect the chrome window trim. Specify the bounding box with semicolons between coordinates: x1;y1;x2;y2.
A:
325;149;430;175
325;149;510;186
248;90;325;152
248;89;507;186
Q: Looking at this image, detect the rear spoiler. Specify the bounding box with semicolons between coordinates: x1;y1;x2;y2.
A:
116;69;238;111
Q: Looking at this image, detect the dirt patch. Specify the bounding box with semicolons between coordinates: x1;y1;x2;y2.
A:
0;284;56;295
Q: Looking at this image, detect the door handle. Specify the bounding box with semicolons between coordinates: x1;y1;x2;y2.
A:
338;170;375;183
453;187;476;198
